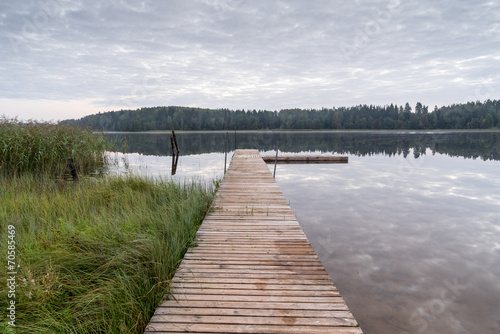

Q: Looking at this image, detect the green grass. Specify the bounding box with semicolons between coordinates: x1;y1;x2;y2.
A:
0;118;110;177
0;174;215;333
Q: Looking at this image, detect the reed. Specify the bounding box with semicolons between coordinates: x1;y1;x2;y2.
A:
0;174;214;333
0;117;110;177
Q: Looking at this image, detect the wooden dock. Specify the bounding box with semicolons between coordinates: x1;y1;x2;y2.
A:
261;154;348;164
145;149;361;334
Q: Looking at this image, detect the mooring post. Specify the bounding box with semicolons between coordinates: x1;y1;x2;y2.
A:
67;158;79;182
234;128;237;150
224;132;228;174
273;142;279;178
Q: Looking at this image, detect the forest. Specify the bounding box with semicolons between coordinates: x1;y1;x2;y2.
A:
68;100;500;131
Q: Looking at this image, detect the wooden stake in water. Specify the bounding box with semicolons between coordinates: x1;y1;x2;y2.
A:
171;130;180;155
170;131;179;175
170;135;175;156
172;154;179;175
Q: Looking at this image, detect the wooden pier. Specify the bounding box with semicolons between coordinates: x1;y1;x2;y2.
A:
145;149;361;334
261;154;348;164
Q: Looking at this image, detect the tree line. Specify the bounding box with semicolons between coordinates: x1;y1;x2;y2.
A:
68;100;500;131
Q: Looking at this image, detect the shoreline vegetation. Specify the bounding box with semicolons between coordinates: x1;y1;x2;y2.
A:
0;118;110;178
65;100;500;131
0;119;215;333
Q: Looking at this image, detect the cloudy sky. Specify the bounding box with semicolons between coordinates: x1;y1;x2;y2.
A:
1;0;499;121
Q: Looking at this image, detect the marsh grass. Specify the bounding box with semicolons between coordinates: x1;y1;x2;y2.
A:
0;118;110;177
0;174;214;333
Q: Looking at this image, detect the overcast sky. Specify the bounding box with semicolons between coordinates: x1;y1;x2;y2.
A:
1;0;499;121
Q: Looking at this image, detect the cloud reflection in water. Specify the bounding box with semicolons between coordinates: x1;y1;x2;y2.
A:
274;151;500;334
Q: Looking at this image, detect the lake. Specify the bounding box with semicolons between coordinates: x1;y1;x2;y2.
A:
108;130;500;334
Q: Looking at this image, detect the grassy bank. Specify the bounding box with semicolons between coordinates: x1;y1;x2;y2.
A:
0;174;214;333
0;119;215;333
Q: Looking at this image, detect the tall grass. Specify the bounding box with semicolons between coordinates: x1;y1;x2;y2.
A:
0;117;110;177
0;174;214;333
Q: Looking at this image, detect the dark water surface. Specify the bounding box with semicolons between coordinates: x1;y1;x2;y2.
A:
109;131;500;334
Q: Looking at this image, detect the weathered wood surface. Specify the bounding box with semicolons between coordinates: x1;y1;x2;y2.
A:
261;154;348;164
145;149;361;334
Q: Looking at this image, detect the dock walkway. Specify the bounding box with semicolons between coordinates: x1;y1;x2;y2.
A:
261;154;348;164
145;149;361;333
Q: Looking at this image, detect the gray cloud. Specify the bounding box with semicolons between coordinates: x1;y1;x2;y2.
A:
1;0;499;120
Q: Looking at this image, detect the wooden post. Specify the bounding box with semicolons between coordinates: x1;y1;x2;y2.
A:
224;132;228;174
170;133;177;175
171;153;179;175
273;143;278;178
172;130;179;155
173;153;179;175
170;131;179;175
170;135;175;156
234;128;237;150
67;158;79;182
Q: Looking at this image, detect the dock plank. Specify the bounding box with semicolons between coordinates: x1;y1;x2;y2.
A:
145;149;361;333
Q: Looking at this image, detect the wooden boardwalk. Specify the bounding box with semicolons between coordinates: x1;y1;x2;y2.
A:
145;149;361;334
261;154;348;164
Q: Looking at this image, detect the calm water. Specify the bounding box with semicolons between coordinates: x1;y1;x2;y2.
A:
109;131;500;334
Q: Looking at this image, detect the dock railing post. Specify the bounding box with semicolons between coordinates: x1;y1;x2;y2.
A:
224;132;229;174
273;142;279;178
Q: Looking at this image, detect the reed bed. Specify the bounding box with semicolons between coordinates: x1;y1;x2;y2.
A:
0;174;214;333
0;117;110;177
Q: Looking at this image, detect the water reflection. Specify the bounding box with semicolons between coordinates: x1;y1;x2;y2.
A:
107;131;500;161
109;152;228;184
275;151;500;334
107;131;500;334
